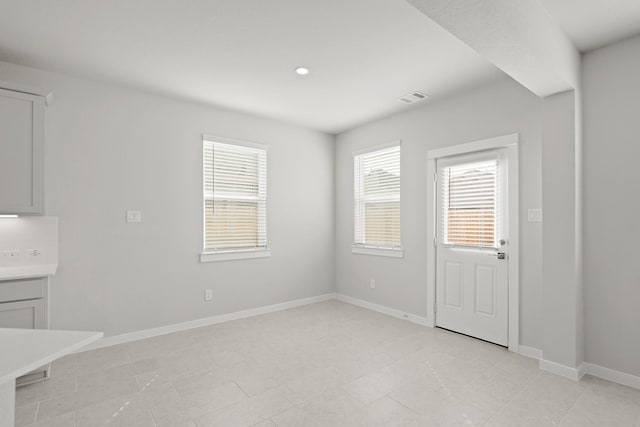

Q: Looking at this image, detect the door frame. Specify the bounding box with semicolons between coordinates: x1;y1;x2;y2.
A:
426;133;519;352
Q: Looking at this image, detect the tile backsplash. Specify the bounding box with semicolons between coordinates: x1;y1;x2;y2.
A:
0;216;58;268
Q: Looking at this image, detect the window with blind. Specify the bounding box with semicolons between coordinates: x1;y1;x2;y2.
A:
440;159;498;248
354;144;401;250
203;138;267;255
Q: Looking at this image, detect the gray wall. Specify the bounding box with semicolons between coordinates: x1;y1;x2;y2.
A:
583;35;640;376
335;78;545;350
541;90;581;368
0;61;336;338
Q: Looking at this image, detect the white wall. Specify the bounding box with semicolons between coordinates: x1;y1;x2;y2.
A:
0;61;335;338
583;35;640;377
335;78;545;349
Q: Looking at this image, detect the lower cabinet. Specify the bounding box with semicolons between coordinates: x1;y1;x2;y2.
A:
0;277;50;385
0;299;47;329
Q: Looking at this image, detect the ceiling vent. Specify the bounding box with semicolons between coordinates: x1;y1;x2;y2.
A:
399;91;429;104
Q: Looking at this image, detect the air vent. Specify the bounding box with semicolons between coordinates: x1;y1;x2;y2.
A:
399;91;429;104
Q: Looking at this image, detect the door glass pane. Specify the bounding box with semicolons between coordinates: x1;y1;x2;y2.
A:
441;160;497;247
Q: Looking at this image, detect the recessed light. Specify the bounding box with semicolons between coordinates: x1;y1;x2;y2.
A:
0;215;18;218
295;67;310;76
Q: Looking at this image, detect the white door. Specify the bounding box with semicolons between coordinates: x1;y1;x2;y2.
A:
435;149;509;346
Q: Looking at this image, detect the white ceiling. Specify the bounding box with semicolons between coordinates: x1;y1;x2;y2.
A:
538;0;640;51
0;0;502;134
2;1;638;134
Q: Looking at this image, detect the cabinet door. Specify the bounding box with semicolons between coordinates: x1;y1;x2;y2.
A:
0;88;44;214
0;299;51;386
0;299;46;329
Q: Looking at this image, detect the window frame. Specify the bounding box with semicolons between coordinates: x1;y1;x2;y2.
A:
352;141;403;258
200;135;270;263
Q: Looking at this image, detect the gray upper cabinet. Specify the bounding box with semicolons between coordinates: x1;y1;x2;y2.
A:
0;87;45;215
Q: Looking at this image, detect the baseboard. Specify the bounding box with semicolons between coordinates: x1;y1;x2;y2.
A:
539;359;585;381
518;345;542;360
79;292;338;352
511;346;640;390
79;292;426;353
582;362;640;390
335;294;429;326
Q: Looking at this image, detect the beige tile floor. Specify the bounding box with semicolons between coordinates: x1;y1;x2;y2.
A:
14;300;640;426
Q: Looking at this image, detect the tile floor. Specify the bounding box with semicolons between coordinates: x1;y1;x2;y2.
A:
14;300;640;426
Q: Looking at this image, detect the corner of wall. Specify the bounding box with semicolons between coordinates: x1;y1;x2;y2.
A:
331;133;339;293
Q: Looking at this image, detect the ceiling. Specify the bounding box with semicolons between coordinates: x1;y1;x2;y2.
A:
0;0;502;134
538;0;640;51
0;1;638;134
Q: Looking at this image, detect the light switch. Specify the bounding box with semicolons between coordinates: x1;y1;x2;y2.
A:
126;210;142;223
527;209;542;222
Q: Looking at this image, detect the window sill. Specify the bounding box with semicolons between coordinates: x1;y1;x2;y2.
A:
200;249;271;263
352;246;404;258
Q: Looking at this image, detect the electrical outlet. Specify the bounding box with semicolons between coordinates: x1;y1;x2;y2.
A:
26;249;42;258
370;279;376;289
2;250;23;259
204;289;213;301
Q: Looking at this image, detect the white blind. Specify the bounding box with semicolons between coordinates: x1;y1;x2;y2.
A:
441;160;497;248
203;139;267;251
354;144;401;248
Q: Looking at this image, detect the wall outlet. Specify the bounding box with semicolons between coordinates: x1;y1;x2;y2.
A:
370;279;376;289
26;248;42;258
204;289;213;301
2;250;23;259
126;210;142;223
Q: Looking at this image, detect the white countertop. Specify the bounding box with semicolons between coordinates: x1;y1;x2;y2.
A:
0;328;102;384
0;264;58;281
